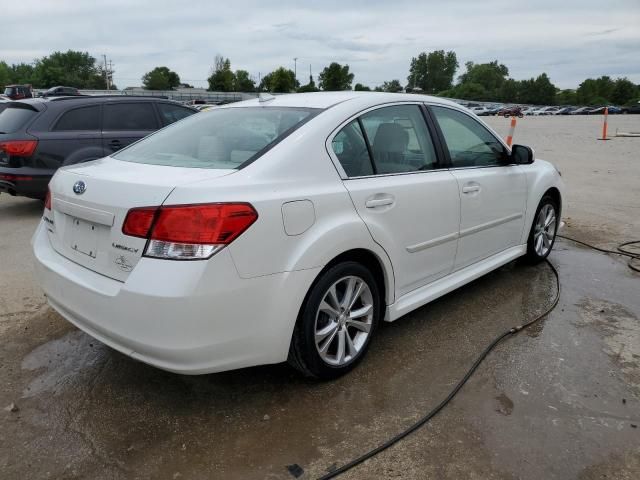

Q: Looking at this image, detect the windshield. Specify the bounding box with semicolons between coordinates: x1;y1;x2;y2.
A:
114;106;319;169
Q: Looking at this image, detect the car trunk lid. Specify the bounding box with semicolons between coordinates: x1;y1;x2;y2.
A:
45;157;234;281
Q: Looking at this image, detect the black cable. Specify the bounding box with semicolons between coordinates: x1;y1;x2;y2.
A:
558;235;640;273
317;260;560;480
316;235;639;479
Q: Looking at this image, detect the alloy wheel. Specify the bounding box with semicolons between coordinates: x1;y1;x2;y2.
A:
314;275;374;366
534;203;557;256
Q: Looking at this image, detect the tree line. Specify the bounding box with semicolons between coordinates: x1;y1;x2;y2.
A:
2;50;639;106
0;51;113;90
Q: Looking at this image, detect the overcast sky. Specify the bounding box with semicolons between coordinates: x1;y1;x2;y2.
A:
3;0;640;90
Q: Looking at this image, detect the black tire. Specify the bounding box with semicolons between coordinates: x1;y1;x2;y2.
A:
525;194;559;263
288;261;381;380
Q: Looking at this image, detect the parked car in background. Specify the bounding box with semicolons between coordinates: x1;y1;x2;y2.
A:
621;103;640;114
194;104;217;111
556;107;576;115
41;86;82;97
3;84;33;100
569;107;591;115
470;106;492;116
0;96;197;199
588;106;622;115
497;106;524;117
532;106;560;116
485;104;503;115
33;91;564;379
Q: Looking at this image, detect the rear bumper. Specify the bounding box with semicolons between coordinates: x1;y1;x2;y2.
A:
0;167;53;199
32;221;321;374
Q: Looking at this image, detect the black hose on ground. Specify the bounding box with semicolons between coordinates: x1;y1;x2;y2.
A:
314;236;638;480
558;235;640;273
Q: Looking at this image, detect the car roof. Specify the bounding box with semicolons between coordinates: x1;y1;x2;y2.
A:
17;95;187;105
227;91;462;110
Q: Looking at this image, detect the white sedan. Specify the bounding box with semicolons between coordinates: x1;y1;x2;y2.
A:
33;92;564;379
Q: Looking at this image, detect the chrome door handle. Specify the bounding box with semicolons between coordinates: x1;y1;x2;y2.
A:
462;185;480;194
365;197;394;208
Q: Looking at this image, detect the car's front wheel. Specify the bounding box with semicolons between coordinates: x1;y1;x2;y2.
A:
288;262;381;379
525;195;559;263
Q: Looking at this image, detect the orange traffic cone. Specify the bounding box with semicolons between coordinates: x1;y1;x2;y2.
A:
506;116;517;146
598;107;610;141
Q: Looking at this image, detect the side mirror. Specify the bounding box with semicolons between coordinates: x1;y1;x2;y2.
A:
510;144;534;165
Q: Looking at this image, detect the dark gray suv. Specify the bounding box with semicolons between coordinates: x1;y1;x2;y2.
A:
0;96;196;199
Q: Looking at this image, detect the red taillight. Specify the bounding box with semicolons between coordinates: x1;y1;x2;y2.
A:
122;203;258;259
122;207;158;238
0;140;38;157
44;188;51;210
151;203;258;244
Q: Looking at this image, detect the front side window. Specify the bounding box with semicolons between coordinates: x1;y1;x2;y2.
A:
53;105;100;131
103;102;158;131
114;107;317;169
360;105;437;174
430;106;508;168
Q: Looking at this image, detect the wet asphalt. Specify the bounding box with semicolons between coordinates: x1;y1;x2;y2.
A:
1;116;639;479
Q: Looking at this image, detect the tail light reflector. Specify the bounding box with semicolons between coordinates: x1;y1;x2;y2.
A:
122;207;157;238
0;140;38;157
122;203;258;260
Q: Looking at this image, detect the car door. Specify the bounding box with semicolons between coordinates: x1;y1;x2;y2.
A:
329;103;460;298
102;101;160;154
429;105;527;271
32;104;104;169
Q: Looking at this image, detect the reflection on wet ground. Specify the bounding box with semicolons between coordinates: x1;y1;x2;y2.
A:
1;239;639;479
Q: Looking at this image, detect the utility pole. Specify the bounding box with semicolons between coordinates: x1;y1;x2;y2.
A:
293;57;298;86
107;60;114;90
103;54;109;89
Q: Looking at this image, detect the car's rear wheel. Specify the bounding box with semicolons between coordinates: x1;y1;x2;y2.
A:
288;262;381;379
525;195;559;263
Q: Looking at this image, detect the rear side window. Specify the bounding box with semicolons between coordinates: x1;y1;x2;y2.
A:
103;103;158;131
0;106;38;133
430;106;507;168
53;105;100;131
114;107;317;169
157;103;195;125
331;120;373;177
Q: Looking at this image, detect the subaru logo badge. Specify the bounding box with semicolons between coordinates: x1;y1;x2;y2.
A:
73;180;86;195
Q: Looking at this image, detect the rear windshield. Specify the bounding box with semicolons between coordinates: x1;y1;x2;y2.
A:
0;105;38;133
114;106;318;169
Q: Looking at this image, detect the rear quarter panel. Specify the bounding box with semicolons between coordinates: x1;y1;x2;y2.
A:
163;120;397;304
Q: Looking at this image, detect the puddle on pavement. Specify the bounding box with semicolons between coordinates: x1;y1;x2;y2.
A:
21;329;108;398
9;242;639;479
576;298;640;392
